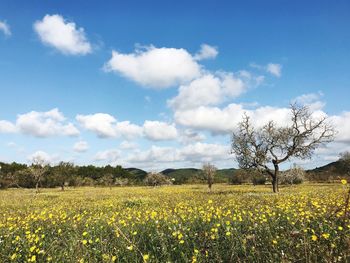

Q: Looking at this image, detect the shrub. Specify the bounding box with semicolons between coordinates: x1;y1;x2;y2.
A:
280;165;305;185
144;172;172;186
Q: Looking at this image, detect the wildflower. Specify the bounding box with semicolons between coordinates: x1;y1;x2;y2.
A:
127;245;133;251
82;240;87;245
322;233;330;239
311;235;317;241
341;179;347;185
112;256;117;262
143;254;149;261
272;240;277;245
10;253;17;260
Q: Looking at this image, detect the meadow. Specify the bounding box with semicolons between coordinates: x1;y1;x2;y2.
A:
0;183;349;262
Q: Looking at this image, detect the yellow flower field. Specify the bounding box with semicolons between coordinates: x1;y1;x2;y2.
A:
0;184;349;262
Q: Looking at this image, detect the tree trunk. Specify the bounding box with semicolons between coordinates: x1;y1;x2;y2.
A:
272;176;278;193
272;161;280;193
35;181;39;193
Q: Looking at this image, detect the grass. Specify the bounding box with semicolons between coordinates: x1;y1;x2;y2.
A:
0;183;349;262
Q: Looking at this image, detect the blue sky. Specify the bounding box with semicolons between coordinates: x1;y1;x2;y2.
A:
0;0;349;170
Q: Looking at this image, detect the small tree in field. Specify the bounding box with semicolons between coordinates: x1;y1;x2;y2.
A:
202;163;217;191
54;162;75;191
231;104;335;193
29;157;49;193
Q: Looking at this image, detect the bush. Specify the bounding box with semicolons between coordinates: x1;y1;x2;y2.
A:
251;173;267;185
230;170;250;185
280;165;305;185
144;172;172;186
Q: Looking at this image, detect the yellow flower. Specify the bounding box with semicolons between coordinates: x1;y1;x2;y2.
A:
179;240;185;244
10;253;17;260
143;254;149;261
127;245;133;251
341;179;347;185
272;240;277;245
82;240;87;245
311;235;317;241
338;226;343;231
112;256;117;262
82;231;88;236
208;200;213;204
322;233;330;239
226;231;231;236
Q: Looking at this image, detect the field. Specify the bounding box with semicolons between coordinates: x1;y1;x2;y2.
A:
0;184;349;262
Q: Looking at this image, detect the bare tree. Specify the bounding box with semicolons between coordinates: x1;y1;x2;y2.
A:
231;104;335;193
29;156;49;193
339;151;350;176
202;163;217;191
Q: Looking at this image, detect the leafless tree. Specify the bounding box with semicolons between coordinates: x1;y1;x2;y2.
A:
29;156;49;193
202;163;217;191
231;104;335;193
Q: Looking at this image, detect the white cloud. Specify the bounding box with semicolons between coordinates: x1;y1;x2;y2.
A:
115;121;143;140
73;140;89;152
293;92;325;111
94;149;121;162
143;121;178;141
0;21;11;37
76;113;117;138
104;45;201;88
34;14;92;55
168;72;246;110
119;141;138;150
251;62;282;77
331;111;350;143
194;44;218;60
180;142;230;163
76;113;142;139
27;150;57;165
266;63;282;77
16;108;79;137
0;120;17;133
179;129;206;144
174;103;291;134
127;146;180;163
124;142;229;168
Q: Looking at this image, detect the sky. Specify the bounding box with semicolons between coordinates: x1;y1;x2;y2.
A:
0;0;349;171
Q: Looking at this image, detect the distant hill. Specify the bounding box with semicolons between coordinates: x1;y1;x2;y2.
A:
161;168;236;184
125;168;148;180
306;160;349;181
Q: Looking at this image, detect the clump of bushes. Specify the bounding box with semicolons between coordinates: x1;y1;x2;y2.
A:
280;165;305;185
144;172;172;186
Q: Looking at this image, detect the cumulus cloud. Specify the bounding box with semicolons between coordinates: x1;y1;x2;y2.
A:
179;129;206;144
16;108;79;137
174;103;291;134
0;108;79;137
27;150;57;164
251;62;282;77
0;21;11;37
168;72;247;110
34;14;92;55
0;120;17;133
76;113;142;139
194;44;218;60
143;121;178;141
119;141;138;150
125;142;229;167
104;45;201;88
94;149;120;162
127;146;179;163
293;92;325;111
73;140;89;152
266;63;282;77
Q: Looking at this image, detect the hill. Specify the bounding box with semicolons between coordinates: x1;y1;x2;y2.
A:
161;168;236;184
